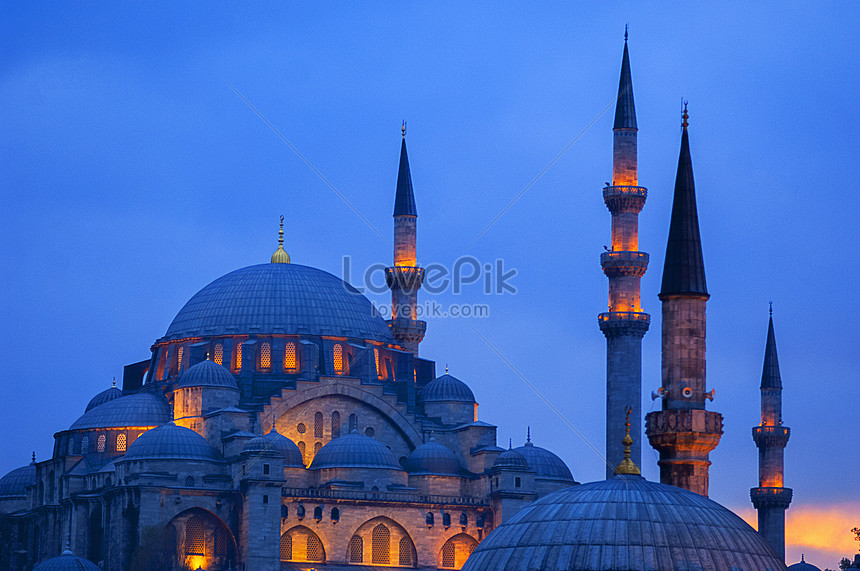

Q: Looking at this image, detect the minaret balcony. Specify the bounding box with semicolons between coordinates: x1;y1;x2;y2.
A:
752;425;790;448
598;311;650;337
603;185;647;214
600;251;649;277
750;487;793;509
385;266;425;292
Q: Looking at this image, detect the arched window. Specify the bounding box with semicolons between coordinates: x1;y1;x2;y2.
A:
280;527;325;562
349;413;358;433
234;342;243;371
280;532;292;561
184;476;195;487
348;535;363;563
297;441;306;464
284;342;297;372
260;342;272;371
440;534;478;569
333;344;343;374
374;347;382;378
441;540;455;568
331;411;341;439
306;532;324;562
213;343;223;366
399;536;415;566
215;526;228;557
81;436;89;454
67;437;75;456
177;346;185;371
116;433;127;452
314;442;322;455
371;523;390;564
97;434;106;453
185;516;205;556
330;507;340;523
314;412;323;438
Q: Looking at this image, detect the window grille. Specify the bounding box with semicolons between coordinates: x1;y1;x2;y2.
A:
374;347;381;378
214;343;223;365
116;433;126;452
284;342;297;371
97;434;106;453
371;524;390;564
177;346;184;371
314;412;323;438
306;531;324;562
349;413;357;432
331;411;341;439
185;476;194;487
185;516;205;555
215;526;228;557
81;436;89;454
260;342;271;370
314;442;321;455
297;422;306;434
235;342;243;371
348;535;363;563
441;540;455;568
280;532;292;561
333;344;343;374
399;536;414;566
297;441;306;463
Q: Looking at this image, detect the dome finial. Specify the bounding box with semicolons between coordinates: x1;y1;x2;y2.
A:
614;405;641;475
271;215;291;264
112;377;116;388
270;413;278;434
31;451;36;464
681;101;689;131
508;438;512;450
402;120;406;138
526;426;531;443
445;363;449;374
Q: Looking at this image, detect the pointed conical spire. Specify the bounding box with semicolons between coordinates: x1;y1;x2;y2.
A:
761;305;782;389
394;123;417;216
660;104;708;297
613;32;637;130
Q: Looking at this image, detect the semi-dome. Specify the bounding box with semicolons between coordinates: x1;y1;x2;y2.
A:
70;392;171;431
419;373;475;403
242;428;303;466
0;461;36;498
461;475;787;571
161;263;393;342
175;359;238;390
788;556;822;571
85;385;122;412
310;432;401;470
405;441;462;475
33;549;100;571
492;448;529;471
123;423;221;462
514;440;575;483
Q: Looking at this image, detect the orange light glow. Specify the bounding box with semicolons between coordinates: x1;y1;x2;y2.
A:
184;555;207;569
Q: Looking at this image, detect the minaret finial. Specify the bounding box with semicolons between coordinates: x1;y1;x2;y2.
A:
112;377;116;388
402;121;406;138
769;301;773;316
526;426;531;443
32;451;36;463
682;101;689;131
508;438;512;450
625;24;628;42
614;406;641;475
271;215;291;263
445;364;449;374
271;413;277;434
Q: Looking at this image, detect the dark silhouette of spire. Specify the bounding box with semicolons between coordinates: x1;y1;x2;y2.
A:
394;123;417;216
761;307;782;389
660;105;707;297
613;35;637;130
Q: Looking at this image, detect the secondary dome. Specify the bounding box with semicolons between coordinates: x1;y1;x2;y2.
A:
175;359;238;390
514;441;575;483
85;385;122;412
124;424;221;462
310;433;401;470
243;429;303;466
419;374;475;403
33;549;100;571
492;448;529;471
0;462;36;498
161;263;393;342
461;475;787;571
788;556;822;571
70;392;170;431
405;441;461;475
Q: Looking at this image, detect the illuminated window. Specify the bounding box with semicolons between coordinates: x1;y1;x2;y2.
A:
284;342;297;372
177;346;184;371
333;344;343;374
399;536;414;566
297;441;306;463
214;344;223;366
97;434;106;453
280;532;292;561
185;517;205;556
297;422;306;434
348;535;363;563
374;347;381;378
306;531;324;562
331;411;340;439
440;534;477;569
260;342;272;370
235;342;243;371
81;436;89;454
372;524;390;564
314;412;323;438
349;413;357;433
116;433;126;452
314;442;321;456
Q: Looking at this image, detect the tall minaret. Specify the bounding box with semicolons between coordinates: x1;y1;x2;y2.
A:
645;106;723;496
599;31;650;477
385;124;426;355
750;305;792;559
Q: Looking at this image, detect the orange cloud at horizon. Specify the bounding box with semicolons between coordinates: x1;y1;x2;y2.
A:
735;502;860;569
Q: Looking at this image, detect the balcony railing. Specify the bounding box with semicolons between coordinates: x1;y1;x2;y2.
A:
602;185;647;198
598;312;650;323
600;251;649;264
281;486;489;506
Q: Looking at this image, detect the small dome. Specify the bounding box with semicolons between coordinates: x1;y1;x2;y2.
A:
492;448;529;471
514;441;575;483
419;374;475;403
405;441;461;476
85;386;122;412
0;462;36;498
123;424;221;462
33;549;100;571
461;475;787;571
175;359;238;390
788;556;822;571
70;392;170;431
310;433;401;470
243;429;303;466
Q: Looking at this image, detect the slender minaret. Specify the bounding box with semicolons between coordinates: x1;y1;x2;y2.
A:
645;105;723;496
751;304;792;559
599;31;650;477
385;124;426;355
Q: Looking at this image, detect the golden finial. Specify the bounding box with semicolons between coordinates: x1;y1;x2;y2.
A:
614;405;641;475
111;377;116;388
681;101;689;131
445;364;449;374
402;121;406;138
271;215;291;264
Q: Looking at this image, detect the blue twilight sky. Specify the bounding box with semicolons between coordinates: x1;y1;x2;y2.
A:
2;2;858;563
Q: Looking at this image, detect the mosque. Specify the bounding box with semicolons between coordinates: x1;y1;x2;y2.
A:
0;36;811;571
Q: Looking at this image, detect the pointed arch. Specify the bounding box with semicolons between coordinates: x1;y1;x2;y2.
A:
280;525;325;563
348;534;363;563
166;507;237;570
372;523;390;564
439;533;478;569
350;516;417;568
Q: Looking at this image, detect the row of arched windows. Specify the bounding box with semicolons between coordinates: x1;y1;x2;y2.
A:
280;523;423;566
69;432;131;455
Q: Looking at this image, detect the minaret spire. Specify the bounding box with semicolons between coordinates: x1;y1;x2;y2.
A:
646;106;723;497
271;215;291;264
613;32;637;131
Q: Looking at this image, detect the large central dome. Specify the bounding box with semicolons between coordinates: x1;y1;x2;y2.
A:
161;263;393;342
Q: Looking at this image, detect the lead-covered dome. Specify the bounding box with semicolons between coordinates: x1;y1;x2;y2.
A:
161;263;393;342
175;359;238;390
492;448;529;471
0;462;36;498
70;392;171;431
123;424;221;462
788;556;822;571
33;550;100;571
461;475;787;571
310;433;401;470
85;385;122;412
514;441;575;483
405;441;462;475
243;428;303;466
419;374;476;403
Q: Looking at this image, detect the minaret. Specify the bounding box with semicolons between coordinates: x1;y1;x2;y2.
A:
645;105;723;496
385;124;426;355
599;31;650;477
750;304;792;559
